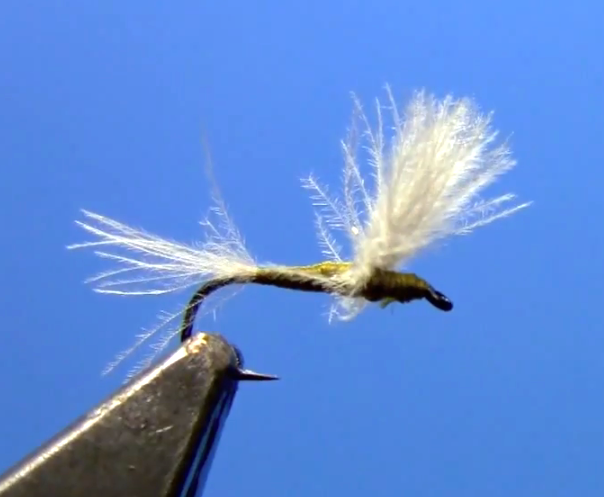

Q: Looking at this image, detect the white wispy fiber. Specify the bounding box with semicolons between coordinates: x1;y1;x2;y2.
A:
303;87;531;319
68;193;259;376
70;208;255;297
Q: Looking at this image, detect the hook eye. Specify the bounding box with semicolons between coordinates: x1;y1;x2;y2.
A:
425;289;454;311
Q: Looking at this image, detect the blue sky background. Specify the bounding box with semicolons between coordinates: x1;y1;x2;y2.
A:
1;1;603;496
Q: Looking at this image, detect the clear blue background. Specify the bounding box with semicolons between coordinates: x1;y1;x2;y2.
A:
1;1;603;496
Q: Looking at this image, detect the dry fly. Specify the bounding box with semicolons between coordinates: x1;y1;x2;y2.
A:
69;87;531;376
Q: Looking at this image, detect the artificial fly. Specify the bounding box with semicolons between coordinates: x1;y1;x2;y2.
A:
69;87;531;374
178;263;453;343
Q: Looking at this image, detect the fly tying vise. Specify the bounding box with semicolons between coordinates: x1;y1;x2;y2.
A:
0;333;277;497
